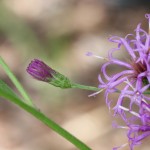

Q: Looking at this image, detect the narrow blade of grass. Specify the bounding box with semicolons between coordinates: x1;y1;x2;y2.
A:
0;80;91;150
0;57;34;107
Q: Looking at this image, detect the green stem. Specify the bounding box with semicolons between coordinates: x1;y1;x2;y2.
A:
0;57;34;107
3;92;91;150
71;83;100;91
72;83;150;96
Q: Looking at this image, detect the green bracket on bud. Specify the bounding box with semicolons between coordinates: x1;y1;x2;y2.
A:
50;73;72;89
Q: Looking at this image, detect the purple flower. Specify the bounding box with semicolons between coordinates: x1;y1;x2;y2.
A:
27;59;56;82
98;14;150;149
27;59;72;88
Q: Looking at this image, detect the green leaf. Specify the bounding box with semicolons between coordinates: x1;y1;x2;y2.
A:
0;80;91;150
0;57;34;107
0;80;19;100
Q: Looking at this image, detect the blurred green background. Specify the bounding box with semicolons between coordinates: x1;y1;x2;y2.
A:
0;0;150;150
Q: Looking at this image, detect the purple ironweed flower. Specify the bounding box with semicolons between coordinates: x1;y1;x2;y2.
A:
27;59;72;88
97;14;150;149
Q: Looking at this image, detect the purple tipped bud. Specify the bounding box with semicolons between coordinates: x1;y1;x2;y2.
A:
27;59;72;88
27;59;56;82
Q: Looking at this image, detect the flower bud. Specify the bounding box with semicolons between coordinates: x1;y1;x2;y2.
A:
27;59;72;88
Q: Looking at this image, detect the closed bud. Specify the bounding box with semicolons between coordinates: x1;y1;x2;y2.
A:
27;59;72;88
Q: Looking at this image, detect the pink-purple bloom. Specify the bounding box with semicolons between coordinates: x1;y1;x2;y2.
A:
27;59;72;88
98;14;150;149
27;59;56;82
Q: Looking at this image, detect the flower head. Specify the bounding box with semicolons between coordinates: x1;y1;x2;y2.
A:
97;14;150;149
27;59;56;82
27;59;72;88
